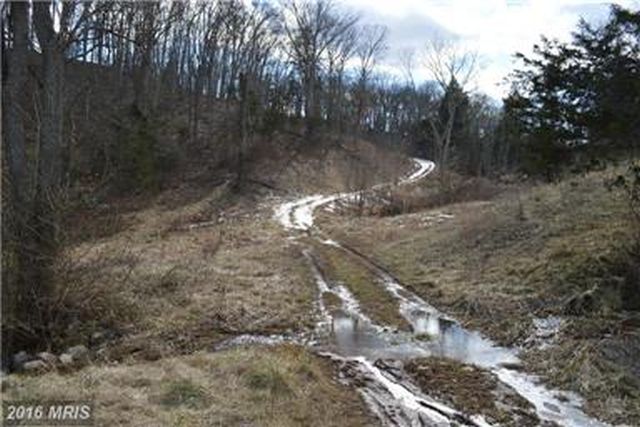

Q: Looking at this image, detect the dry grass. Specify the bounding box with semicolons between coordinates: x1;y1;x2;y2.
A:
323;168;631;339
2;137;433;426
523;332;640;425
320;166;639;424
251;136;410;194
2;345;372;426
52;182;317;361
43;136;408;359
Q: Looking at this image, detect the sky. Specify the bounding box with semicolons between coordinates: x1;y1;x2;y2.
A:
342;0;640;100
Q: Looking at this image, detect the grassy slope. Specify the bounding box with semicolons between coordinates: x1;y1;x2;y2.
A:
50;137;403;359
54;186;317;361
2;137;405;425
321;166;639;424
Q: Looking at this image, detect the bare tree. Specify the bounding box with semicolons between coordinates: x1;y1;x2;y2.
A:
354;24;387;129
281;0;358;135
423;37;477;178
3;1;29;206
398;47;417;89
2;0;31;362
325;24;357;130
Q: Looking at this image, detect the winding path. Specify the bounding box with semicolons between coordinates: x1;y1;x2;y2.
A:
271;158;607;427
274;158;435;231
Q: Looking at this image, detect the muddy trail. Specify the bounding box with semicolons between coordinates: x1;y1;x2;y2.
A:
221;159;609;427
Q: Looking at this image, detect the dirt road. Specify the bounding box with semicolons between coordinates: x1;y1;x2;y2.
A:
271;158;608;427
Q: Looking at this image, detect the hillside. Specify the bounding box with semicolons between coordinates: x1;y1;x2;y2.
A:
5;145;639;424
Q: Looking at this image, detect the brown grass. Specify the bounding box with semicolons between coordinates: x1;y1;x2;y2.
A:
343;173;503;218
46;181;318;362
2;345;372;426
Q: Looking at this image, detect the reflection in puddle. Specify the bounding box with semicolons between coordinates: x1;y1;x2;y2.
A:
412;311;442;336
329;309;518;369
330;311;427;361
409;311;519;369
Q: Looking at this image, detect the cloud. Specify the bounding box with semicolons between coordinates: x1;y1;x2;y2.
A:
367;12;457;52
560;2;618;23
343;0;640;100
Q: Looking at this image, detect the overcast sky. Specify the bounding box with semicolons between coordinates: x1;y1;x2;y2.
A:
342;0;640;100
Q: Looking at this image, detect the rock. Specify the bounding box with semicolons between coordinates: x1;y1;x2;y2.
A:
66;344;89;360
12;351;32;370
59;353;74;366
22;360;47;372
37;352;58;365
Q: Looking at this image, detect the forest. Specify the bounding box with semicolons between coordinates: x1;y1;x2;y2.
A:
2;1;640;426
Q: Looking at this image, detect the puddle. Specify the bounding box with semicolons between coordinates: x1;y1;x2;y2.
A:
306;250;608;427
329;311;428;361
408;311;519;368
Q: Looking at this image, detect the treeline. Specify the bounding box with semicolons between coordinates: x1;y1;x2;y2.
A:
504;5;640;179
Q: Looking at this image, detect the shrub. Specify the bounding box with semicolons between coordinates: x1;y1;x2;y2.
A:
608;161;640;310
369;175;502;217
244;365;293;397
158;379;207;409
609;161;640;228
113;115;179;194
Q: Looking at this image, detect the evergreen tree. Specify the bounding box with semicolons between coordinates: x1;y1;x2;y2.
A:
507;6;640;178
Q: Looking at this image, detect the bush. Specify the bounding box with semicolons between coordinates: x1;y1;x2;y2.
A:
609;161;640;228
368;175;501;217
158;379;207;409
113;115;179;194
244;365;292;397
608;161;640;310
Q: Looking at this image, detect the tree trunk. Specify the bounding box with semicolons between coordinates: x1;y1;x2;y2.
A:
304;64;317;136
30;0;67;343
3;1;30;204
2;0;31;367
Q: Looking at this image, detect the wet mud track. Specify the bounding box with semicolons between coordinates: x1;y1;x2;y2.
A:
224;159;609;427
